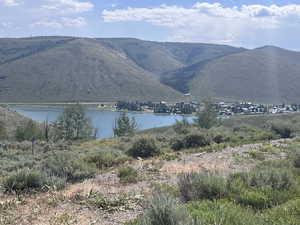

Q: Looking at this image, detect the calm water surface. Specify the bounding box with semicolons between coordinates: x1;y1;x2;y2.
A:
12;107;193;139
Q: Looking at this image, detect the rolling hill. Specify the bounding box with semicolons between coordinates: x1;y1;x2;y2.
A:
162;46;300;103
97;38;245;75
1;36;300;103
0;37;184;102
0;36;244;102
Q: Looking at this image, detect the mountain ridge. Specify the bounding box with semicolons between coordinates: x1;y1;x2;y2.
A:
1;36;299;103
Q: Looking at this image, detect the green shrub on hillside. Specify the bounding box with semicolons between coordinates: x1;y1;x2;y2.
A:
43;152;96;182
270;121;295;138
2;169;47;193
286;145;300;168
228;166;297;210
136;193;193;225
262;198;300;225
83;149;130;169
171;133;211;151
128;137;160;158
247;168;295;191
118;167;138;183
187;200;261;225
178;172;228;202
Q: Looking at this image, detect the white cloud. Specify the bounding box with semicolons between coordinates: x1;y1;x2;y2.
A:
42;0;94;14
0;0;19;6
102;2;300;47
32;17;87;29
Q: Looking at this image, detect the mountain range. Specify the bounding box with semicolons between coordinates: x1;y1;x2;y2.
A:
0;36;299;103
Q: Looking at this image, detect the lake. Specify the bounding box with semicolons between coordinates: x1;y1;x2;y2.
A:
11;106;193;139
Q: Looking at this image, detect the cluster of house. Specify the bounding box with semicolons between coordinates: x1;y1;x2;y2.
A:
115;101;198;114
115;100;300;116
216;102;300;116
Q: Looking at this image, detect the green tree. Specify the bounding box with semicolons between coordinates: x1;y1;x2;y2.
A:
113;112;137;137
173;117;190;134
15;120;43;141
0;121;7;140
53;104;94;140
194;99;218;129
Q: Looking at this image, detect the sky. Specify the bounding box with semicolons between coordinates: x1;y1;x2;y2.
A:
1;0;300;50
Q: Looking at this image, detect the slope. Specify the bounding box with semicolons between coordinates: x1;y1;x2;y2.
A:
97;38;245;75
0;38;182;102
163;46;300;103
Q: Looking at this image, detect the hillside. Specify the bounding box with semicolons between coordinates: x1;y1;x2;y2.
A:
0;106;34;138
162;46;300;103
2;36;300;103
0;38;183;102
2;111;300;224
97;38;245;75
0;36;245;102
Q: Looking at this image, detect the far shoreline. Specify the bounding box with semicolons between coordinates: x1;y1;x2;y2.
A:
5;103;195;116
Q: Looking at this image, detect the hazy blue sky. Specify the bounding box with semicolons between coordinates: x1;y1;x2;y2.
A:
1;0;300;49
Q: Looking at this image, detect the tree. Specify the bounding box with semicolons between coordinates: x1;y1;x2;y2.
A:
113;112;137;137
15;120;43;141
173;117;190;134
53;104;94;140
0;121;7;140
194;99;218;129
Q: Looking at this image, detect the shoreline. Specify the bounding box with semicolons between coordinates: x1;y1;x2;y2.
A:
6;103;195;116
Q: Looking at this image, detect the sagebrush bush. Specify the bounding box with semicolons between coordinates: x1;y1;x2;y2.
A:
187;200;261;225
262;198;300;225
270;121;295;138
235;190;269;209
171;133;211;151
43;152;96;182
171;136;186;151
2;169;47;193
228;166;297;210
209;126;232;144
247;168;295;191
286;145;300;168
83;149;130;169
213;134;230;144
118;167;138;183
184;133;211;149
128;137;160;158
137;193;194;225
178;172;228;202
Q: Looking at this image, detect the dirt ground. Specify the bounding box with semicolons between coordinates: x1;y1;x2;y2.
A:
0;139;288;225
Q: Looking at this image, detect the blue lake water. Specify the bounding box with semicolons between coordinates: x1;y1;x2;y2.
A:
12;106;193;139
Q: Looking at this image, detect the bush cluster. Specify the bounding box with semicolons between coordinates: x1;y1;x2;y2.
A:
178;172;228;202
118;167;138;183
135;193;194;225
128;137;160;158
2;169;47;193
83;149;130;169
42;152;96;183
270;121;295;139
1;151;96;193
171;133;211;151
